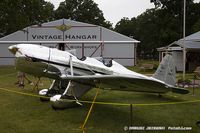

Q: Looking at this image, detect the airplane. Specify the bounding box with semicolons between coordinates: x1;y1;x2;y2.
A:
8;44;189;109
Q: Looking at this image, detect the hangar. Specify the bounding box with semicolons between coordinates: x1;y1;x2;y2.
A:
0;19;139;66
157;31;200;71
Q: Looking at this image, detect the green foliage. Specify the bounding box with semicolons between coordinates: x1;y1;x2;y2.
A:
151;0;194;10
193;18;200;32
0;0;54;35
115;0;200;59
115;17;135;37
177;79;192;84
54;0;113;29
0;0;113;35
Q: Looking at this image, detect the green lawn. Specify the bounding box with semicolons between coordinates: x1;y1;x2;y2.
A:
128;59;159;74
0;66;200;133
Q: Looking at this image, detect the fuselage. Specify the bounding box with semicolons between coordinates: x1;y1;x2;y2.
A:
8;43;168;93
9;44;150;79
9;44;186;94
8;44;189;95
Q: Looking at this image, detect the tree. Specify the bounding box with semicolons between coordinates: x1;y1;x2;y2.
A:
115;1;200;59
0;0;54;35
54;0;112;29
151;0;194;10
115;9;180;59
115;17;135;37
187;2;200;33
193;18;200;32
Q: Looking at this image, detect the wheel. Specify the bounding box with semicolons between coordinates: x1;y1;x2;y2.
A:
196;121;200;127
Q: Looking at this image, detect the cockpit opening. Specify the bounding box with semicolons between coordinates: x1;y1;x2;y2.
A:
77;56;87;61
94;57;113;67
104;59;113;67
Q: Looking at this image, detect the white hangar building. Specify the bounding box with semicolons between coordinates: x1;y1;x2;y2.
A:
0;19;140;66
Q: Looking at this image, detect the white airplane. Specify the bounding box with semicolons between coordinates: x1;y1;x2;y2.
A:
9;44;188;109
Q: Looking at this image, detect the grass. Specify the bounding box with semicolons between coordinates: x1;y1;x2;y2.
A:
0;66;200;133
127;59;160;75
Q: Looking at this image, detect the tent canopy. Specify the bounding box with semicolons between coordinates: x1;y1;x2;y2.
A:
157;31;200;51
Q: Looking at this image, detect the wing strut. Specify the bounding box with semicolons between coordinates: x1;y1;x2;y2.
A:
70;55;74;76
63;81;72;95
63;56;84;105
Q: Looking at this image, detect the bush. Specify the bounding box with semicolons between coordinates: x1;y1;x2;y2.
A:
177;79;191;85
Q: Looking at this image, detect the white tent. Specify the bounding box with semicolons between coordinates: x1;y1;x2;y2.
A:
157;31;200;71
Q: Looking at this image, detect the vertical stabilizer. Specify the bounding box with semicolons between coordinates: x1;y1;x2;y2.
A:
153;54;176;86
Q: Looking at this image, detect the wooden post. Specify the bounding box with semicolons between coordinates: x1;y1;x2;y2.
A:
130;104;133;133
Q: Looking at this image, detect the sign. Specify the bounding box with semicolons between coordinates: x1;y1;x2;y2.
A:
56;24;71;32
30;34;97;40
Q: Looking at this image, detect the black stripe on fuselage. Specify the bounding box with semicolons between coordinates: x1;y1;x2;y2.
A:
26;56;108;75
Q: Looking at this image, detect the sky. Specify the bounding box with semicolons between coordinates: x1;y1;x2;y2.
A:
46;0;200;26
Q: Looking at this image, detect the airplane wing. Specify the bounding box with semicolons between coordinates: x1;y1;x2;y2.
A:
61;75;189;94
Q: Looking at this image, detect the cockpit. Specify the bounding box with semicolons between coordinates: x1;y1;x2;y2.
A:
94;57;113;67
77;56;87;61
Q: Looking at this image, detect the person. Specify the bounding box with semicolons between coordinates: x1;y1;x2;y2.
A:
16;72;33;88
107;58;113;67
17;72;25;87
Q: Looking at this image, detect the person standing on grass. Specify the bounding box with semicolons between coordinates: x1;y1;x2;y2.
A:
17;71;25;87
16;72;33;88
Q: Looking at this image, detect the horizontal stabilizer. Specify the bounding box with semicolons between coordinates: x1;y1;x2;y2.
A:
171;87;189;94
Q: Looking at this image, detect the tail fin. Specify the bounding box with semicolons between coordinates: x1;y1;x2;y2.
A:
153;54;176;86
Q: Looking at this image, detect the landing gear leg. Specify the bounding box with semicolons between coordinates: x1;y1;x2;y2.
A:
50;81;82;109
39;80;61;101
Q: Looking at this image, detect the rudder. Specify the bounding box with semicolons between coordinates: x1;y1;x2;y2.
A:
153;54;176;86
